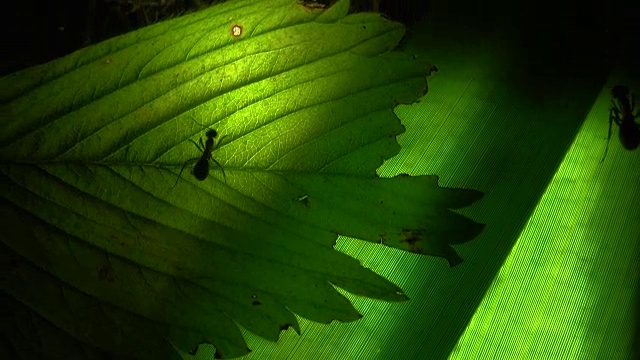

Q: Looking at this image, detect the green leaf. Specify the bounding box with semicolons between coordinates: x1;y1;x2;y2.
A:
1;0;483;358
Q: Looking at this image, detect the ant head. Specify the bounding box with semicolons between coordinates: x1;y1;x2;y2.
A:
206;129;218;138
612;85;629;99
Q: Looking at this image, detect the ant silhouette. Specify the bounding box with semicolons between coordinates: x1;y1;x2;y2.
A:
172;121;227;188
600;85;640;162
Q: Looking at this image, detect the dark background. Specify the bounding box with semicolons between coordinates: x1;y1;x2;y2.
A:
2;0;638;77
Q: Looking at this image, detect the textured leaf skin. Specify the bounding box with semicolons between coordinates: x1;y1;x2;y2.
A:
1;0;483;358
284;173;484;267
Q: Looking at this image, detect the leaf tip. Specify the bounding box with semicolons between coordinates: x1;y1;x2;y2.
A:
447;253;464;267
397;291;409;301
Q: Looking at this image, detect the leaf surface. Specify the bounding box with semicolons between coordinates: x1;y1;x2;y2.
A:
0;0;483;358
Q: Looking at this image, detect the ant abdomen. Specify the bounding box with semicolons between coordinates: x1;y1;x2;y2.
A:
619;120;640;150
192;158;210;180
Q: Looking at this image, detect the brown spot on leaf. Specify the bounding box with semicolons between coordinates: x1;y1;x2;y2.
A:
298;1;326;10
400;229;424;253
230;24;243;37
109;234;127;248
252;300;262;306
97;262;115;282
279;323;292;331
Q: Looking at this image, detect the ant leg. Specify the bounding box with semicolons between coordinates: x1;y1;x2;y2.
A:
600;108;615;163
171;158;198;188
631;92;639;120
610;103;623;126
214;135;227;149
210;158;227;183
189;116;206;128
188;138;205;152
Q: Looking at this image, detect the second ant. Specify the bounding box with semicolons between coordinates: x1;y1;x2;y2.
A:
600;85;639;162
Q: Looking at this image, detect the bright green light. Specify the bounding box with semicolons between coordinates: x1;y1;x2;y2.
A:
450;81;639;360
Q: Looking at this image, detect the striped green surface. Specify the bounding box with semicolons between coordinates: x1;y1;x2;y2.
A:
191;9;639;360
449;68;640;360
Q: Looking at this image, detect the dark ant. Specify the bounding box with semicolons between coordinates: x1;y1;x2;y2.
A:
172;126;226;188
600;85;640;162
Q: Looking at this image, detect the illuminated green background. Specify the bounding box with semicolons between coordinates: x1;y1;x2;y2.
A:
190;3;639;360
4;1;637;359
